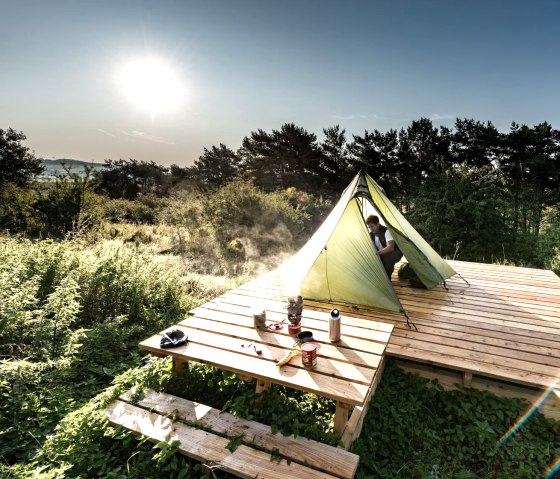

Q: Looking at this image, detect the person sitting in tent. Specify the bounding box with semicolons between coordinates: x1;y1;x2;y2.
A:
366;215;403;278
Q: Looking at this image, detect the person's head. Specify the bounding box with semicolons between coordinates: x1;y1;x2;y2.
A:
365;215;381;233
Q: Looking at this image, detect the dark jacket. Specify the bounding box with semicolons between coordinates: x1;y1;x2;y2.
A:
371;225;403;260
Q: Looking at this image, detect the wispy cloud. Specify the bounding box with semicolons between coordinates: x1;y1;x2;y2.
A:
117;129;175;145
97;128;116;138
98;128;175;145
328;113;382;121
430;113;456;121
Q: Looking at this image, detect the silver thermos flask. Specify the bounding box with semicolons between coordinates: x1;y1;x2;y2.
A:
329;308;341;342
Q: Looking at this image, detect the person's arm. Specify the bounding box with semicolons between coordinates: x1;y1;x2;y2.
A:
378;240;395;256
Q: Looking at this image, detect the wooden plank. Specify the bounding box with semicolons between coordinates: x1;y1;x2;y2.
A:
139;334;370;406
205;292;395;337
447;259;557;275
390;326;560;369
393;286;560;317
210;286;395;330
394;288;560;318
194;286;403;326
165;325;377;384
386;343;556;388
186;307;392;355
180;315;385;368
398;294;560;325
390;317;560;357
397;303;560;335
106;400;340;479
398;308;560;337
119;389;359;479
388;333;559;378
333;402;351;435
444;267;560;287
391;312;560;348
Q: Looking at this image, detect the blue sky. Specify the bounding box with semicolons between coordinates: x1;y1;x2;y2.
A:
2;0;559;166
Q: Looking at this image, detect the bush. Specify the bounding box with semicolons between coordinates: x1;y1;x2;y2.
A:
536;215;560;274
157;181;329;275
101;195;167;225
0;184;41;233
33;172;105;238
203;180;309;256
0;238;189;361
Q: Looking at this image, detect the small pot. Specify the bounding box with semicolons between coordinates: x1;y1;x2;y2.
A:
297;331;314;343
288;323;302;335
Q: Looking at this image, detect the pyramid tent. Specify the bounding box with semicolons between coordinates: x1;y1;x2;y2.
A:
276;171;457;313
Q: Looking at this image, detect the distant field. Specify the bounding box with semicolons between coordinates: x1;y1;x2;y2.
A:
39;158;106;178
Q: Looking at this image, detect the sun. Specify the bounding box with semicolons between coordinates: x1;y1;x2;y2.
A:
118;57;184;115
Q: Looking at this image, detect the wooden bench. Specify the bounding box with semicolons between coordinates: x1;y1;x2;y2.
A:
106;388;360;479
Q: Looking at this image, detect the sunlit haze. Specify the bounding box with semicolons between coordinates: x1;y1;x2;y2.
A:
2;0;560;166
118;58;184;116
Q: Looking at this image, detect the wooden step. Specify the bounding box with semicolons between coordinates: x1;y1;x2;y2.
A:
106;389;360;479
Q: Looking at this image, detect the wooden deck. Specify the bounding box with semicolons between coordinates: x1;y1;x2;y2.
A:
139;273;396;450
237;260;560;417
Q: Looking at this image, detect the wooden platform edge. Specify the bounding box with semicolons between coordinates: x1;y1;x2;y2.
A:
341;356;387;449
392;358;560;421
106;389;360;479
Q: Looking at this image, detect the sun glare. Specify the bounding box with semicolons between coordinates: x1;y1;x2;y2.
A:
118;57;184;115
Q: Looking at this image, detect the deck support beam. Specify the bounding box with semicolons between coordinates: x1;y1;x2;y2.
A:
173;357;187;373
341;356;387;449
255;379;271;395
463;371;473;388
334;401;352;435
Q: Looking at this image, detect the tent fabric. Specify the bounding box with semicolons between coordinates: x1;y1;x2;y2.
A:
300;196;403;313
364;176;457;289
275;171;457;313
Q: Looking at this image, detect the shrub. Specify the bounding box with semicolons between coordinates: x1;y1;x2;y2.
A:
203;180;309;256
537;216;560;274
34;172;104;238
101;194;167;225
0;184;41;233
0;238;189;360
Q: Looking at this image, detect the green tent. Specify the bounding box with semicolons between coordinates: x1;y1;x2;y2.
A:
277;171;457;314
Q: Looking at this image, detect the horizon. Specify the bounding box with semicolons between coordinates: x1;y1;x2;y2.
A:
2;0;560;167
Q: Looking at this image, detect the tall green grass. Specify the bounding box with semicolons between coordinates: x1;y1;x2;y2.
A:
0;237;238;471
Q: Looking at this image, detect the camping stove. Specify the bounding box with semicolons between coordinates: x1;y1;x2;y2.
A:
286;295;303;335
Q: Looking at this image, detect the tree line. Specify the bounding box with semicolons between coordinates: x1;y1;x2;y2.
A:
182;118;560;263
2;120;560;267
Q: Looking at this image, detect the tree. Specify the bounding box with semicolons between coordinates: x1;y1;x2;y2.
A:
0;128;43;187
407;166;511;261
96;159;170;199
452;118;500;169
396;118;452;208
238;123;324;193
348;128;400;199
36;167;102;237
499;122;560;235
319;125;353;192
191;144;241;191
